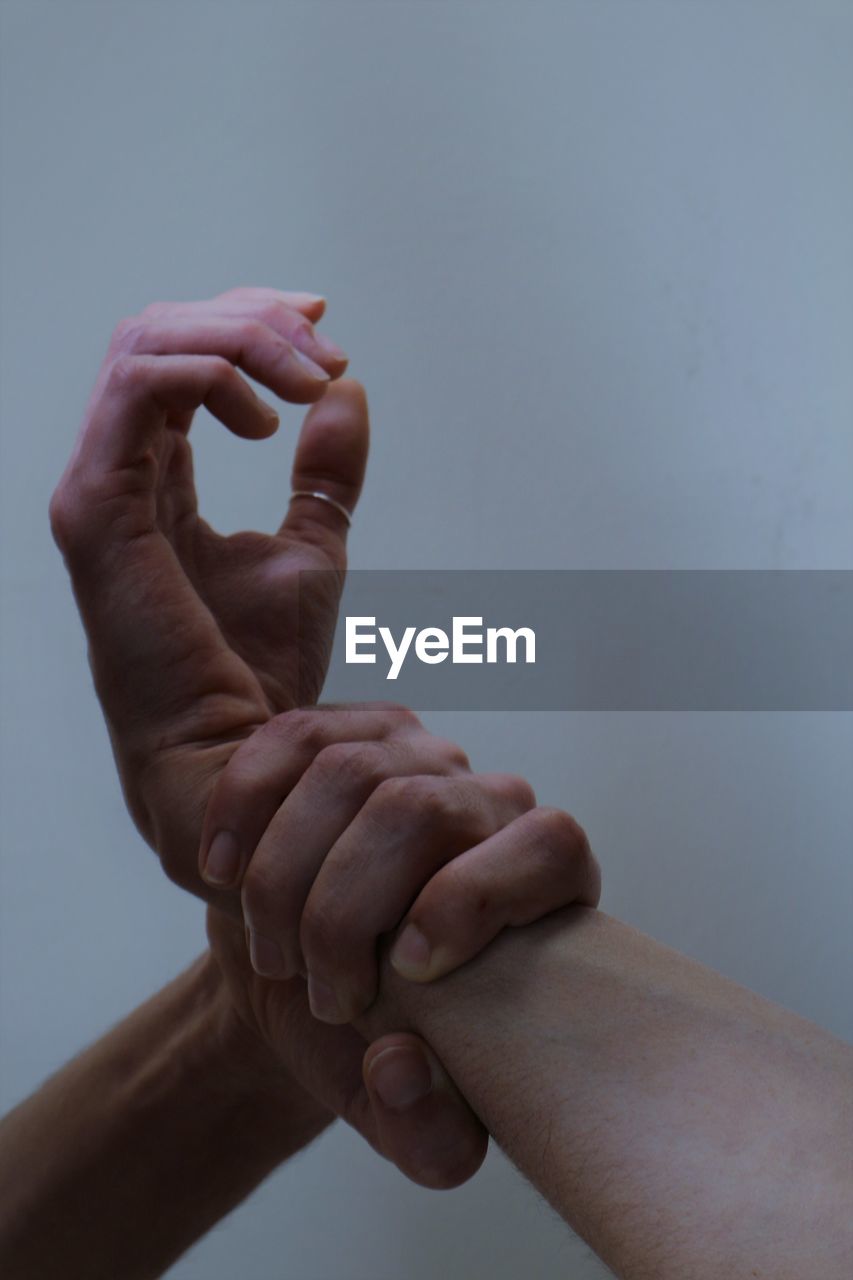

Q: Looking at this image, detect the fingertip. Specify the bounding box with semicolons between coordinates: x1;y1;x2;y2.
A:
332;376;369;413
247;929;290;980
365;1042;435;1112
299;376;369;439
306;965;376;1025
199;830;243;889
389;923;435;981
326;356;350;381
292;347;328;377
306;973;347;1024
414;1132;489;1191
228;403;281;441
283;292;327;320
254;406;281;438
363;1035;489;1190
389;920;465;984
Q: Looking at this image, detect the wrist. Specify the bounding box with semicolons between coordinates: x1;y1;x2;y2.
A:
137;740;254;900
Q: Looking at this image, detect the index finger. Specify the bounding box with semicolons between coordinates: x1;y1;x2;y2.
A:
71;352;282;476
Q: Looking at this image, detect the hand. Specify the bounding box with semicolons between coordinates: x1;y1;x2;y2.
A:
206;909;489;1190
49;288;368;899
200;702;602;1022
47;290;487;1192
203;713;599;1184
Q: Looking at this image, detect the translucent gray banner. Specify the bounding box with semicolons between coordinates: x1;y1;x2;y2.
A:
297;571;853;711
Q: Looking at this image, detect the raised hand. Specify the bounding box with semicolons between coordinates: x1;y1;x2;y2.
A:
50;288;368;898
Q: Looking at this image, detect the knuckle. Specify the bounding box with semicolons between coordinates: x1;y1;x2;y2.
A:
287;315;313;345
275;708;330;758
258;300;287;327
208;755;253;820
375;701;421;733
250;299;303;333
369;774;419;823
494;773;536;811
110;315;143;351
238;317;267;348
413;780;450;826
107;352;148;393
207;354;237;386
428;857;477;912
528;808;600;904
372;775;457;832
311;742;352;780
313;741;386;791
530;806;589;856
433;737;471;773
48;483;79;550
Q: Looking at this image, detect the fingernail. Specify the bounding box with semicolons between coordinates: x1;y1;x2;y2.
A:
307;973;342;1022
312;331;348;361
369;1046;433;1111
390;924;432;979
248;930;287;978
293;347;330;380
202;831;241;887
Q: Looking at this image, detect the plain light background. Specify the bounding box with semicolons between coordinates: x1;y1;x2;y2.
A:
1;2;851;1277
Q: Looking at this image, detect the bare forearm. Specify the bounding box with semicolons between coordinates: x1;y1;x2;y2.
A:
364;908;852;1280
0;953;331;1280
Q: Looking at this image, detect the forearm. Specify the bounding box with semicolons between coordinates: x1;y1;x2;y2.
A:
363;908;852;1280
0;953;331;1280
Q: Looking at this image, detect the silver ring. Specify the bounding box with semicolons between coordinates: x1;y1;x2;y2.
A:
289;489;352;527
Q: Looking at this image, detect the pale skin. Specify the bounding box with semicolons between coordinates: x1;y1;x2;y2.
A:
377;910;852;1279
226;904;853;1280
6;905;847;1279
14;288;850;1278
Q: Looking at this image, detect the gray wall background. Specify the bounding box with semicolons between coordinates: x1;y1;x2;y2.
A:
1;2;851;1277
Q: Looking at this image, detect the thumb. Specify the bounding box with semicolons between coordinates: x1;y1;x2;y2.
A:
363;1034;489;1189
281;378;370;552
